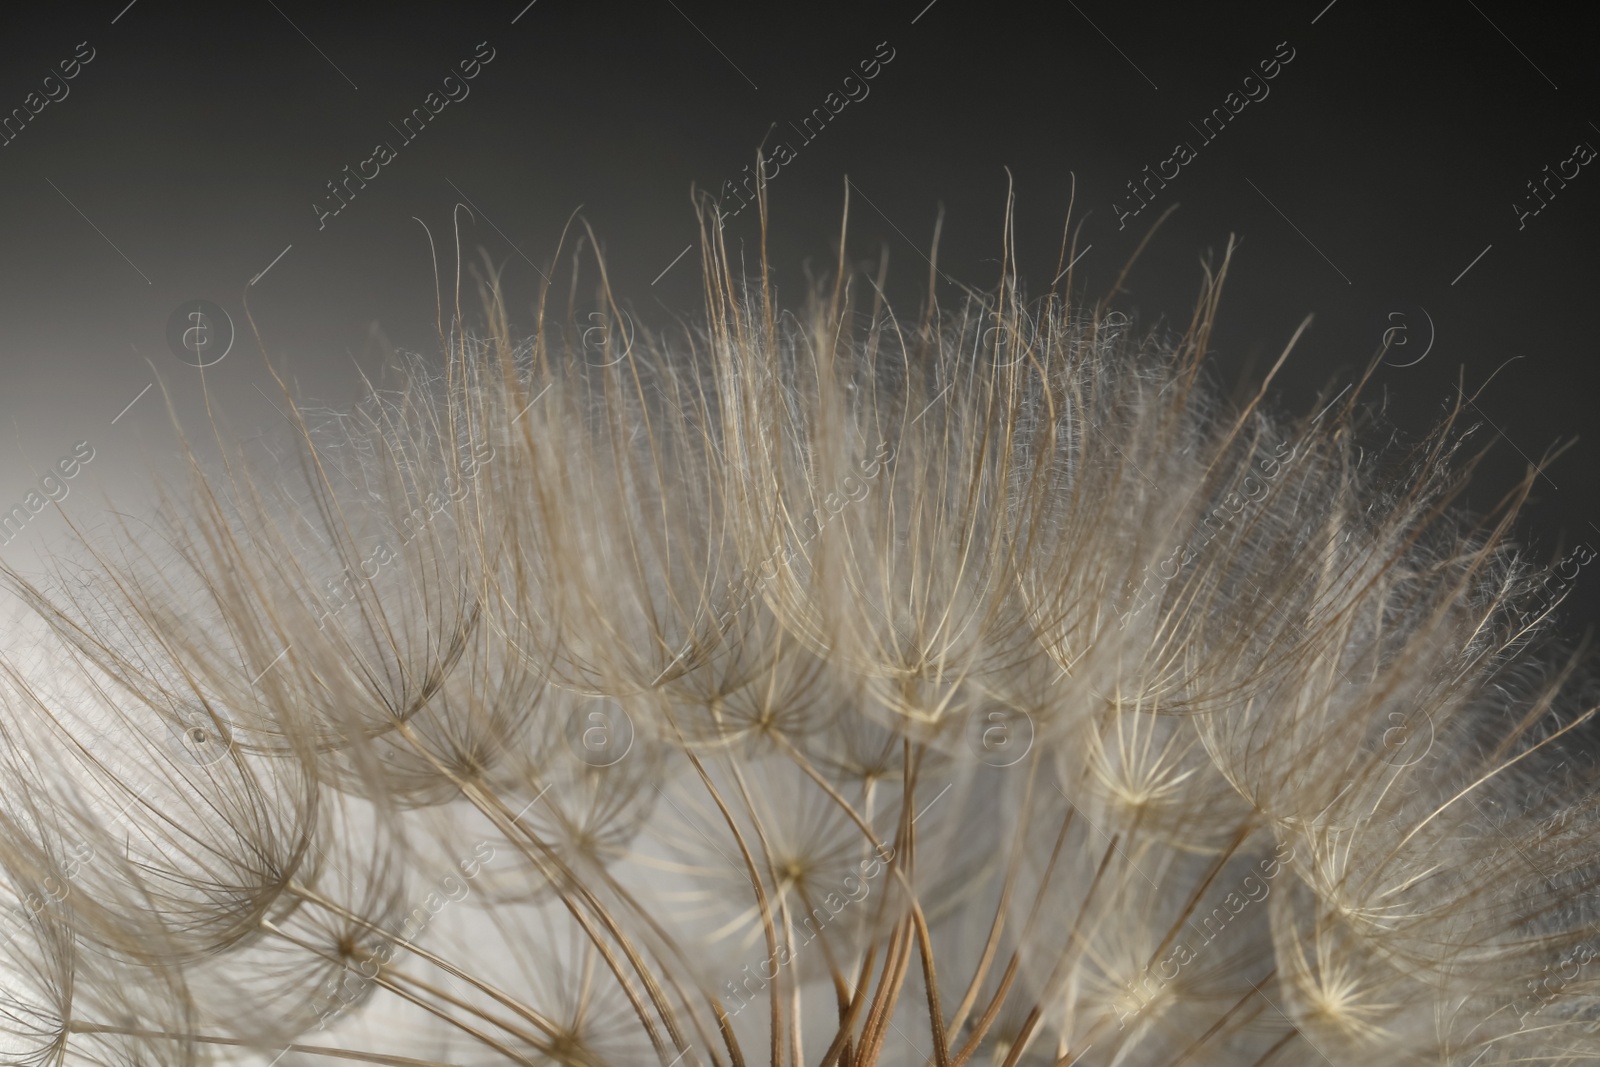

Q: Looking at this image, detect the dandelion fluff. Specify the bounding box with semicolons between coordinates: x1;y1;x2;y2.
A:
1;191;1598;1067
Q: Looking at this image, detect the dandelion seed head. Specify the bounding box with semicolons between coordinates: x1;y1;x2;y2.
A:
3;198;1599;1066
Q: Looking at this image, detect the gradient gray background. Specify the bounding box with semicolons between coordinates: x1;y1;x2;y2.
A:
2;0;1597;632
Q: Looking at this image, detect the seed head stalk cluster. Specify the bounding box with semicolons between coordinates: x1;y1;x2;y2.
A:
2;181;1599;1067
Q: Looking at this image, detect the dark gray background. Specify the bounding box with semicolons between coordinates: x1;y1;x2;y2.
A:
2;0;1597;632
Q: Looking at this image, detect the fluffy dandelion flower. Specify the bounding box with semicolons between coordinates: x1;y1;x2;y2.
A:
2;188;1598;1067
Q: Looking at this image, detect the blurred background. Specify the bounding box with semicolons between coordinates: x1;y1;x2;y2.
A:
1;0;1597;630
